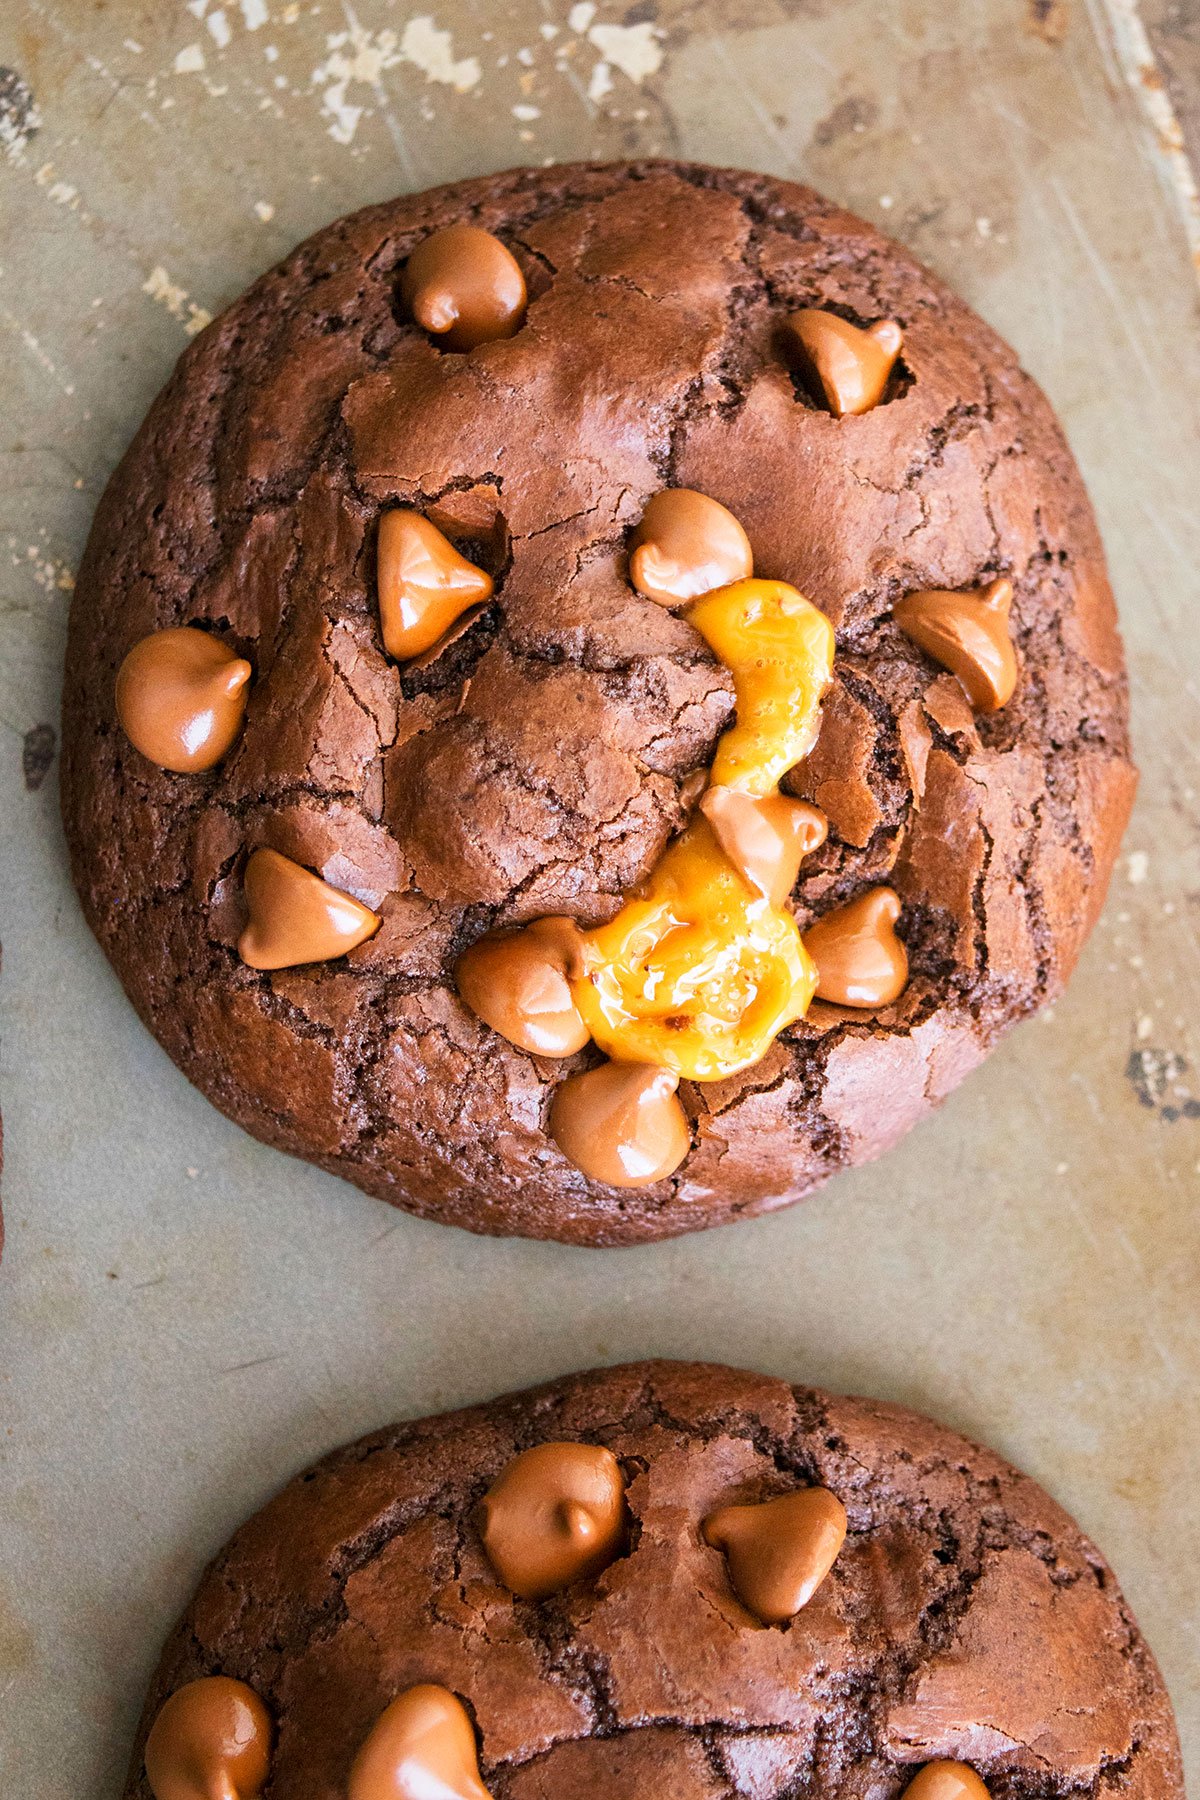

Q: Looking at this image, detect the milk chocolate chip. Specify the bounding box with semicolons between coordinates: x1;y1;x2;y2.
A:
901;1763;993;1800
480;1442;628;1598
629;489;754;606
700;788;827;906
400;223;527;352
349;1685;491;1800
893;577;1017;712
549;1062;689;1187
804;886;908;1007
144;1675;271;1800
703;1487;847;1626
238;847;381;971
784;309;903;416
377;510;494;662
456;917;588;1057
115;626;251;773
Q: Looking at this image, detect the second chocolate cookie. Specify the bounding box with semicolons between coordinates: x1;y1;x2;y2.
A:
124;1361;1180;1800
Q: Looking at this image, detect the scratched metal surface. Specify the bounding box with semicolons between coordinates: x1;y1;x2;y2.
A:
1;2;1198;1793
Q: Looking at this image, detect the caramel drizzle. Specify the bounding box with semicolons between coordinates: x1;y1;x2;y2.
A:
569;575;835;1083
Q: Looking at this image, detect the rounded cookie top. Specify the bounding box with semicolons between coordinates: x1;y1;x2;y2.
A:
62;161;1134;1243
125;1361;1180;1800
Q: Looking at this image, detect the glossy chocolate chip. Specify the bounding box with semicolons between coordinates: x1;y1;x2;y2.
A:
785;309;903;416
400;223;527;352
456;917;588;1057
349;1685;491;1800
804;886;908;1008
144;1676;271;1800
700;788;827;906
893;578;1017;712
549;1062;689;1187
629;488;753;606
703;1487;847;1625
480;1442;628;1598
900;1763;993;1800
377;510;494;663
116;627;251;773
238;848;381;971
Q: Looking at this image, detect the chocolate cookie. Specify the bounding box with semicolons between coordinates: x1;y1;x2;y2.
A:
62;162;1135;1243
125;1360;1180;1800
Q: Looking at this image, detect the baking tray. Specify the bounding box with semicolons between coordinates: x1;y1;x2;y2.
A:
1;1;1197;1791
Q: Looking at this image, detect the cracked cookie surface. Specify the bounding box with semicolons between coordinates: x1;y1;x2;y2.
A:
61;161;1135;1243
123;1360;1181;1800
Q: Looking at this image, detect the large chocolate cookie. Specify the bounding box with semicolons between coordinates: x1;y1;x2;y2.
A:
62;161;1135;1243
125;1361;1180;1800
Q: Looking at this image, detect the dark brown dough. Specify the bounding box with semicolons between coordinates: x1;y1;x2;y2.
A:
123;1361;1181;1800
62;163;1136;1243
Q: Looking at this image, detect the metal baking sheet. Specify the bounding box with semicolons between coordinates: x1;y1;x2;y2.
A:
1;1;1198;1792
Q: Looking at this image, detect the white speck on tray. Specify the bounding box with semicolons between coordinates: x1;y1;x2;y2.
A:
22;545;75;591
1127;849;1149;883
588;60;613;104
173;43;207;74
398;17;482;91
254;199;275;221
1;311;75;395
312;16;481;144
242;0;270;26
207;9;232;49
142;265;213;337
513;103;540;121
586;21;663;83
568;2;597;32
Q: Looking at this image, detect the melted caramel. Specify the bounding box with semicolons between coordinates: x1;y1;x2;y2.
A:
687;579;835;795
573;816;818;1081
571;578;834;1082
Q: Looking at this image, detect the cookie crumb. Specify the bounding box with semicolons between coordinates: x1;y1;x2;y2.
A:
22;722;55;791
1027;0;1069;44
